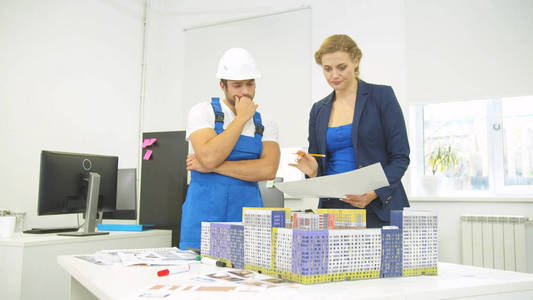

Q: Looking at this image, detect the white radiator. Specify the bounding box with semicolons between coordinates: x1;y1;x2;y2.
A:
461;215;530;272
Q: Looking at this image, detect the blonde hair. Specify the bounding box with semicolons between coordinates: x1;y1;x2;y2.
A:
314;34;363;76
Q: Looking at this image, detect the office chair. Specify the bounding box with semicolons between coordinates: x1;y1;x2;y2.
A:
258;177;284;208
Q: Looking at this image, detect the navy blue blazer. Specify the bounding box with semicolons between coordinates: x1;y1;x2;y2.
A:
308;79;410;222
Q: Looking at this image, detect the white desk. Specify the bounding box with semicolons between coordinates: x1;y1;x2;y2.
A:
0;230;171;300
57;255;533;300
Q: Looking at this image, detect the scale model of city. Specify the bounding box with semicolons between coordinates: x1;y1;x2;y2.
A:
201;207;438;284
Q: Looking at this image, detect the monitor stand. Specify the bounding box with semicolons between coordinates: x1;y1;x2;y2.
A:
58;172;109;237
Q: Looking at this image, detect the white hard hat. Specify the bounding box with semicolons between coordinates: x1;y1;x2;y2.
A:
216;48;261;80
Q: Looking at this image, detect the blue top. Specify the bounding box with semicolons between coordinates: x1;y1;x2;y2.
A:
307;79;410;222
326;123;356;175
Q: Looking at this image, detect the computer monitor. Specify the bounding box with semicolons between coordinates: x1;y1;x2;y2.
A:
102;168;137;220
38;150;118;215
37;150;118;236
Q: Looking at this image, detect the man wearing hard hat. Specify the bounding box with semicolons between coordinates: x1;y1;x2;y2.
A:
179;48;280;250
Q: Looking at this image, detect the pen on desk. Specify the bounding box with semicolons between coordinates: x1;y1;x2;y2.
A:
293;152;326;158
157;264;190;277
200;256;227;267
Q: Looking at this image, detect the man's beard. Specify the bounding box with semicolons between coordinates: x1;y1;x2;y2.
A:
226;96;236;106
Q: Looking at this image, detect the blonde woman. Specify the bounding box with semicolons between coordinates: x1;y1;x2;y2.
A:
291;34;410;228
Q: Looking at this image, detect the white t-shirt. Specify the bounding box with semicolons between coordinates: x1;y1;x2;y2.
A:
186;98;279;154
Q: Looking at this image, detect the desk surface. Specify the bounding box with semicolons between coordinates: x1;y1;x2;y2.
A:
0;230;170;247
1;230;172;300
58;255;533;300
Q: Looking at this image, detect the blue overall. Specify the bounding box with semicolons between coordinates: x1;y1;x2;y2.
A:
179;97;264;249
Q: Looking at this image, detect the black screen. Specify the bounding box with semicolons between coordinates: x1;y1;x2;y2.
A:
102;168;137;220
38;150;118;215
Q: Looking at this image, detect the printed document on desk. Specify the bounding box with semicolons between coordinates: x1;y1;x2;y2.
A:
274;162;389;198
93;247;198;266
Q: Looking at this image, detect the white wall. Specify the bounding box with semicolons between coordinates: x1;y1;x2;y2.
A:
406;0;533;104
0;0;146;228
142;0;406;132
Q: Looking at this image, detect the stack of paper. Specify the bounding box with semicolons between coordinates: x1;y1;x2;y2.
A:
91;247;198;266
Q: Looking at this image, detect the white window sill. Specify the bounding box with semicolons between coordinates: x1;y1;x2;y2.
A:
409;195;533;203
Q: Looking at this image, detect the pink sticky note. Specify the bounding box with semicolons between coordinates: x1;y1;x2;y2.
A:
149;138;157;146
143;150;152;160
142;139;150;148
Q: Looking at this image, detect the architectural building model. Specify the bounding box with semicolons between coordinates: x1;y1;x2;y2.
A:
201;207;438;284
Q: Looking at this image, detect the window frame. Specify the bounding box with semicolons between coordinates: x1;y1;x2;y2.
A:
410;98;533;198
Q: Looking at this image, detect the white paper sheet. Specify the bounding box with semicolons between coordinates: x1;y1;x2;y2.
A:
276;147;305;182
274;162;389;198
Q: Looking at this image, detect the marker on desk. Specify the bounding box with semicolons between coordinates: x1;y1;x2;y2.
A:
157;264;190;277
200;256;227;267
293;152;326;158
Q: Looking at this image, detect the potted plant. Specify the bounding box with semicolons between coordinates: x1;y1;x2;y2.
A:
422;144;458;194
428;144;458;175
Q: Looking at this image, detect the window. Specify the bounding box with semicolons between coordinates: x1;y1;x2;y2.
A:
500;97;533;190
411;96;533;197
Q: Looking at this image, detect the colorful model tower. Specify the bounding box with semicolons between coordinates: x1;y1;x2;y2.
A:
391;209;438;276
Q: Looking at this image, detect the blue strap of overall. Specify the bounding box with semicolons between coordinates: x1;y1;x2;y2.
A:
210;97;264;138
